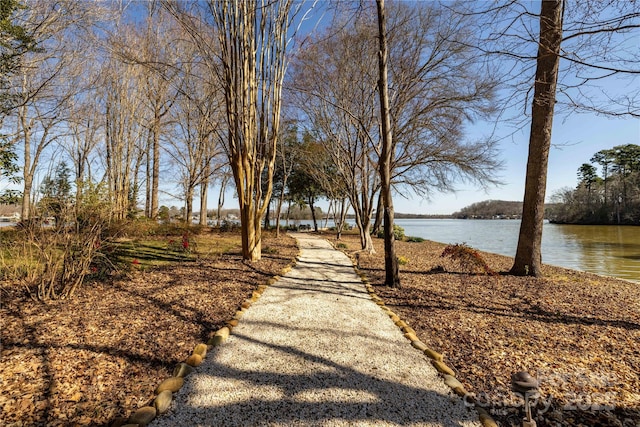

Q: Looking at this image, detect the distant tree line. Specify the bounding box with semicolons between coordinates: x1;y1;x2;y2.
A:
548;144;640;225
452;200;524;219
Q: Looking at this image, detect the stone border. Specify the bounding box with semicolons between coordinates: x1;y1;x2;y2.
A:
111;248;301;427
340;245;499;427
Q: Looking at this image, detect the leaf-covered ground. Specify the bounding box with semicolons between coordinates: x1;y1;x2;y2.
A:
0;231;298;427
332;233;640;427
3;228;639;426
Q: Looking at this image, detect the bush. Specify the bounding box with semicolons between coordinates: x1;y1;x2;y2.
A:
440;243;496;275
219;220;239;232
167;231;198;254
376;224;405;241
406;236;425;243
7;186;112;301
335;242;347;249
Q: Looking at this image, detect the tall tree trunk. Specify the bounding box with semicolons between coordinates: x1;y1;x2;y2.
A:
185;187;193;223
145;128;152;218
309;197;317;231
200;176;209;226
264;200;271;229
511;0;564;277
19;99;31;220
376;0;400;287
371;191;383;236
275;190;285;237
151;115;160;220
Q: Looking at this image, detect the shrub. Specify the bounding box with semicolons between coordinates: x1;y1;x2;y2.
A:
406;236;425;243
397;255;409;265
167;231;198;254
8;186;112;301
440;243;496;275
335;242;347;249
376;224;405;241
219;219;239;232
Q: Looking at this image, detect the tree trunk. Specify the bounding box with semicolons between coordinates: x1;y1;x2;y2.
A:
19;100;31;220
185;187;193;224
240;199;261;261
309;197;318;231
511;0;564;277
376;0;400;287
372;191;383;236
275;190;285;237
150;115;160;220
264;200;271;229
200;177;208;226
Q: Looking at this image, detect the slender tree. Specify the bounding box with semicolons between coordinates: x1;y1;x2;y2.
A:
511;0;564;276
210;0;295;260
375;0;399;287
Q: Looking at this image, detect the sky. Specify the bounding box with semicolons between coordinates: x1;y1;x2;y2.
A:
394;111;640;215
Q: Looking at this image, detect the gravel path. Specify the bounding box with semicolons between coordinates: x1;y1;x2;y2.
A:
151;233;480;426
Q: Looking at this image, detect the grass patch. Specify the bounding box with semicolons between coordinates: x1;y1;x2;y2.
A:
108;232;241;271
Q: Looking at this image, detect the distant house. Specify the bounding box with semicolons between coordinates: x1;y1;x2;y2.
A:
0;204;21;222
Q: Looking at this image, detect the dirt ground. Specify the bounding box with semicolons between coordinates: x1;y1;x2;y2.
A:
0;232;298;427
329;232;640;427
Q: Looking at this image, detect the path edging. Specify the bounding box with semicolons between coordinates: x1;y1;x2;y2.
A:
337;241;499;427
111;242;301;427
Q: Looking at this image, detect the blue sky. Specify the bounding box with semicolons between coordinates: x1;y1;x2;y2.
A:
396;109;640;215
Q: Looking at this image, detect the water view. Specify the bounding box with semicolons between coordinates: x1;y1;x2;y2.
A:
396;218;640;283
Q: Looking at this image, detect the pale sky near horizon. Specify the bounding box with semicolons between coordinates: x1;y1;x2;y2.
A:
394;111;640;215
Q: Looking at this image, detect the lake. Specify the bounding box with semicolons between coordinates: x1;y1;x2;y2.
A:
291;217;639;282
394;219;640;283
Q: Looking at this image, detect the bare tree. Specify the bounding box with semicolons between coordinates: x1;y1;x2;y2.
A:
166;66;221;222
101;51;147;220
65;99;102;211
289;11;381;253
376;0;399;287
9;0;100;220
290;3;501;252
272;122;299;237
135;9;180;220
210;0;295;260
